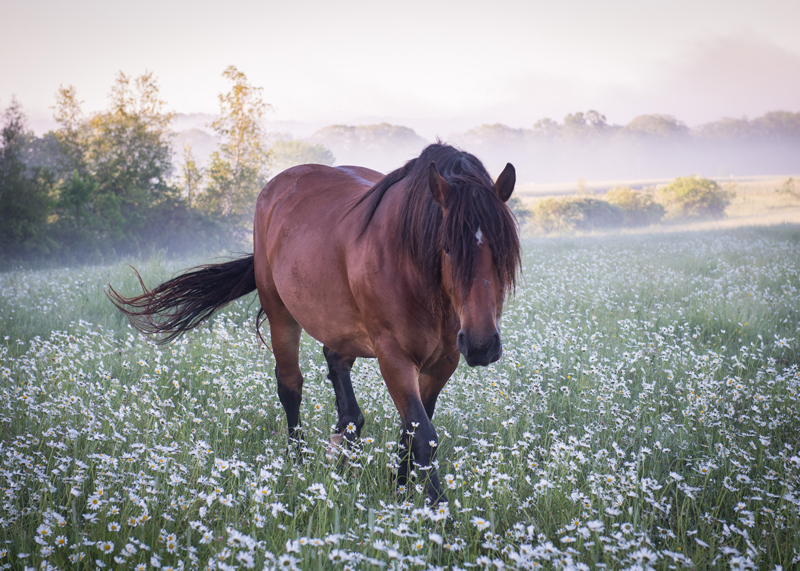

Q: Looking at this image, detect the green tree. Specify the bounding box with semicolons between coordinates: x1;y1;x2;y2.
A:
180;144;205;209
52;85;87;175
87;72;175;247
202;66;271;224
659;176;734;219
269;139;335;173
0;98;56;257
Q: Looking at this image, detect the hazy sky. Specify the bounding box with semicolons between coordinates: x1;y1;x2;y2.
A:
2;0;799;136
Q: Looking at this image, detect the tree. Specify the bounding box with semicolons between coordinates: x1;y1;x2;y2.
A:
531;118;560;139
623;115;689;139
201;66;271;223
0;98;56;257
180;144;205;208
659;176;734;219
52;85;87;175
269;139;335;173
88;73;176;247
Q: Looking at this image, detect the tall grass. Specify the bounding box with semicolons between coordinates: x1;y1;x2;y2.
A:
1;225;798;570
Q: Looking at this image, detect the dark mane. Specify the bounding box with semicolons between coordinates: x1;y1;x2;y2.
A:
354;143;520;309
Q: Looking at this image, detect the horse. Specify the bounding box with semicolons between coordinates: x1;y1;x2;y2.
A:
107;143;521;503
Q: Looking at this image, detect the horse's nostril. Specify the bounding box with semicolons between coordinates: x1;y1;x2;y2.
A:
456;331;467;354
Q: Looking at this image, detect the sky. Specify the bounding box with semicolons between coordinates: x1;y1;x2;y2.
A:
2;0;799;138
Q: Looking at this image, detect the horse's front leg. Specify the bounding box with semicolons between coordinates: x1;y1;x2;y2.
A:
376;342;445;504
323;346;363;451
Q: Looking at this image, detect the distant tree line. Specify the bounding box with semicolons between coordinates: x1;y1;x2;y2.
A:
451;111;800;182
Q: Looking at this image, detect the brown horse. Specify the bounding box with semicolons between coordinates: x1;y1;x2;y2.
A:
108;143;520;503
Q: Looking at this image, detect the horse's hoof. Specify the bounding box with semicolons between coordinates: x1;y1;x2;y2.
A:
326;433;345;463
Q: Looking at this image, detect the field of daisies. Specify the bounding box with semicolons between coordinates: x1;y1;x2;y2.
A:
1;225;799;571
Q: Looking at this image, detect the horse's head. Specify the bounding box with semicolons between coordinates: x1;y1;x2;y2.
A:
429;161;519;367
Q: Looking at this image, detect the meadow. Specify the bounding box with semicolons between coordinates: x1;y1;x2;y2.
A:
1;225;799;570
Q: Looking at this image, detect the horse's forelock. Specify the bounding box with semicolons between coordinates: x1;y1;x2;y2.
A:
354;143;520;312
441;180;520;296
399;144;521;308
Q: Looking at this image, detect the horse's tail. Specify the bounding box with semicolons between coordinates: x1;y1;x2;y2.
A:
107;254;257;344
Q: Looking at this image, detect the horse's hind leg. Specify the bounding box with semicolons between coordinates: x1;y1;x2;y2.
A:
261;296;305;445
323;346;364;444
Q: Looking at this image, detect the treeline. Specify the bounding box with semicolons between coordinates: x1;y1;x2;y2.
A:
0;67;318;266
451;111;800;182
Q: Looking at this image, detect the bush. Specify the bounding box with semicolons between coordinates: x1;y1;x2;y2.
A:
532;196;624;233
605;186;665;226
660;176;734;219
776;177;799;199
506;195;531;226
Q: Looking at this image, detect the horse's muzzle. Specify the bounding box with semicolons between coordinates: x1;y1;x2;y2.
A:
457;330;502;367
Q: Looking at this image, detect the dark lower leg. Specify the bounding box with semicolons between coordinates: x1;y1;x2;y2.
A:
397;403;445;504
323;346;363;441
275;364;304;443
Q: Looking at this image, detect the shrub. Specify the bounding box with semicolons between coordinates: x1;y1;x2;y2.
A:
776;177;799;199
605;186;665;226
506;195;531;226
660;176;734;219
532;196;624;232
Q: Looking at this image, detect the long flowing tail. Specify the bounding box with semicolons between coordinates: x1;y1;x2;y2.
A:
107;254;257;344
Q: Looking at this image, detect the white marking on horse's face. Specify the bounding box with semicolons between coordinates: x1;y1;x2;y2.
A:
476;228;483;245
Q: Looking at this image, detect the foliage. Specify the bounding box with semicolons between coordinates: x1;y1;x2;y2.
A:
179;144;205;209
660;176;734;219
622;114;689;139
1;73;242;266
80;72;177;249
505;195;530;227
531;196;624;233
200;66;271;227
1;227;799;570
776;177;799;199
605;186;665;226
0;98;56;258
269;139;335;173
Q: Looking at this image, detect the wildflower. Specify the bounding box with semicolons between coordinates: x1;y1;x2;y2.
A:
36;524;53;539
586;520;604;533
99;541;114;554
471;516;491;531
277;554;300;570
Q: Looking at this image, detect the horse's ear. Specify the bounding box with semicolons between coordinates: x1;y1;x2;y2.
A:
428;162;450;206
494;163;516;202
